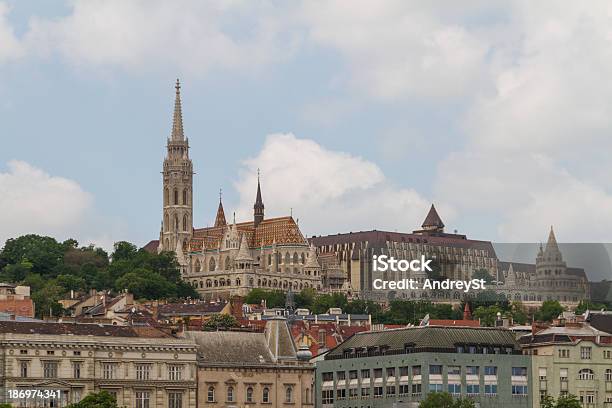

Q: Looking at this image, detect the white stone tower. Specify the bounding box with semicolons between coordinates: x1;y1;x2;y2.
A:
161;79;193;258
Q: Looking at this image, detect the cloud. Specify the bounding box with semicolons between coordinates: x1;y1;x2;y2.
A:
233;134;440;237
0;160;93;247
0;2;23;62
21;0;302;76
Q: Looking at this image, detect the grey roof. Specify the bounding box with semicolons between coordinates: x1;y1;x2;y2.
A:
0;312;42;322
325;326;519;359
185;331;274;365
0;321;170;338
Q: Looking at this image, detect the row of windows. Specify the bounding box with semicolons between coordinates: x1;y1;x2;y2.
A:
164;187;190;207
18;361;184;381
191;277;317;290
206;385;300;404
324;366;526;382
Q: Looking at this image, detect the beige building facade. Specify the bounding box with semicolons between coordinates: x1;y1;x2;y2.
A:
0;321;197;408
186;317;315;407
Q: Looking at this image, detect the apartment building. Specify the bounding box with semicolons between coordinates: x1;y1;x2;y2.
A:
315;326;532;408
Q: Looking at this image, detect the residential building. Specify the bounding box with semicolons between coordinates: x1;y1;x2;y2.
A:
0;283;34;318
521;318;612;407
185;317;315;407
315;326;532;408
0;321;197;408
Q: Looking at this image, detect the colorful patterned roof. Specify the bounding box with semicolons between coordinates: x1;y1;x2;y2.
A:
190;216;306;252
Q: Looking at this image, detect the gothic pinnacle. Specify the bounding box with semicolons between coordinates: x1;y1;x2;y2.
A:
171;78;184;141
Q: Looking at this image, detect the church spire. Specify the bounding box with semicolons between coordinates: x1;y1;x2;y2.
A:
421;204;444;232
545;225;559;252
254;169;264;228
171;78;184;141
214;188;227;227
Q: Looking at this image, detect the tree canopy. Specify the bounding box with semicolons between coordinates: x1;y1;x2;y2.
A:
65;391;118;408
0;235;199;318
418;392;475;408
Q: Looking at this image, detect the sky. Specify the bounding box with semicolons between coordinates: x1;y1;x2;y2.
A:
2;1;612;261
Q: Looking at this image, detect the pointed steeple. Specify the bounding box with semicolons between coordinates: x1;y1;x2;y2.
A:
214;189;227;227
235;233;253;262
545;225;559;252
421;204;444;231
171;79;184;141
254;169;265;228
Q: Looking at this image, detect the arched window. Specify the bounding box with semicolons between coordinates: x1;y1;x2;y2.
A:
199;281;203;288
194;259;201;272
227;386;234;402
236;278;241;286
225;256;230;270
183;215;188;231
285;386;292;403
164;238;169;249
305;388;310;404
246;387;254;403
268;254;272;265
206;280;212;288
174;189;179;205
249;278;254;286
262;387;270;403
293;252;298;264
209;258;216;271
164;188;169;205
285;252;290;264
207;386;215;403
578;368;594;380
183;189;187;205
174;215;179;232
301;253;305;264
164;214;169;231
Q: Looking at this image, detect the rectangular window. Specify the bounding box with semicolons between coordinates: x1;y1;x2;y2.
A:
349;370;358;380
512;385;528;395
168;392;182;408
73;362;81;379
47;350;55;355
484;366;497;376
168;365;182;381
349;388;358;399
448;366;461;375
386;385;395;396
43;361;58;378
73;351;81;356
538;367;547;381
374;368;383;379
136;364;151;381
484;384;497;395
466;384;480;395
429;365;442;375
580;347;592;360
558;349;570;358
412;365;421;376
20;362;28;378
466;366;479;375
411;383;421;395
361;369;370;379
135;391;150;408
399;384;409;396
448;384;461;394
102;363;117;380
429;383;443;393
560;368;568;382
337;371;346;380
321;390;334;404
336;388;346;400
374;386;383;398
512;367;527;377
399;366;409;376
322;372;333;382
386;367;395;378
19;350;27;355
604;350;611;359
361;387;370;398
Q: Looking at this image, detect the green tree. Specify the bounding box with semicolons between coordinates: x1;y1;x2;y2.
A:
115;268;175;300
65;391;118;408
111;241;138;262
418;392;475;408
555;395;582;408
535;300;564;322
575;300;608;315
0;234;64;276
295;287;316;309
244;289;286;308
472;268;494;284
510;301;529;324
203;314;238;331
31;281;65;318
473;305;503;327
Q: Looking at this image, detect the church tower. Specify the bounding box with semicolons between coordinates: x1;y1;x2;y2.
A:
161;79;193;256
253;171;265;228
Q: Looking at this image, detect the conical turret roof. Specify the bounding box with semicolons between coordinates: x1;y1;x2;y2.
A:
304;244;320;269
545;226;559;252
214;198;227;227
421;204;444;230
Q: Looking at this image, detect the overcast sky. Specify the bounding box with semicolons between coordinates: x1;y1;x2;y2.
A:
2;1;612;258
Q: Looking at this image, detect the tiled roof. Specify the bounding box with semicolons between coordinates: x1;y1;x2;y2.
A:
157;302;226;316
421;204;444;229
0;321;171;338
325;326;519;359
185;331;274;365
142;240;159;254
427;319;480;328
191;216;306;251
586;311;612;334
